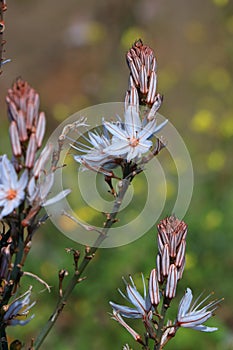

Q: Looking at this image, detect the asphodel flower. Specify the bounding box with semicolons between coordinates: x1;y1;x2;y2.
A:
0;155;28;219
3;287;35;326
176;288;222;332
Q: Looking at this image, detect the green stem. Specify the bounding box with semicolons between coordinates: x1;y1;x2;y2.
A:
154;296;171;350
33;178;131;349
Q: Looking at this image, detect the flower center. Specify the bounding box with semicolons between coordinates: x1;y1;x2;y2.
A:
129;137;139;147
6;189;17;200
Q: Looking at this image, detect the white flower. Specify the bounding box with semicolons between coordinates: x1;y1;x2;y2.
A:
177;288;221;332
72;130;116;172
110;274;152;319
27;173;71;207
103;105;167;162
73;88;167;171
3;287;35;326
0;155;28;219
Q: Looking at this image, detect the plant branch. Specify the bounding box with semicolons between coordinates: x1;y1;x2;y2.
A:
33;178;131;349
0;0;7;74
154;296;171;350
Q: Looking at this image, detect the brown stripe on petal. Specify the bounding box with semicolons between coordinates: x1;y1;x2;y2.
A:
176;239;186;268
126;51;133;64
36;112;46;148
149;268;160;306
146;71;157;104
151;57;157;72
33;93;40;125
25;133;37;168
129;61;139;86
6;98;18;121
162;244;170;277
140;50;146;66
175;222;187;246
170;232;177;258
9;121;22;156
139;65;148;94
129;85;139;107
17;110;28;142
165;264;178;299
145;54;151;76
19;96;27;114
147;94;163;120
157;233;164;255
133;54;142;72
33;143;52;179
26;102;35;130
158;226;169;245
156;254;163;283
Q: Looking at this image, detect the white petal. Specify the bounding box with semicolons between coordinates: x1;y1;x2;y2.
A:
179;311;212;326
124;106;141;136
40;173;54;200
153;119;168;134
1;155;17;187
178;288;193;318
104;141;130;156
104;122;128;141
191;325;218;332
43;189;71;207
0;200;17;218
18;170;28;190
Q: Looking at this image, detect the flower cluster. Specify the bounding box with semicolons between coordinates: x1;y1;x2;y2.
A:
73;40;167;182
7;78;45;168
0;154;28;219
3;287;35;326
0;79;70;331
126;38;163;109
156;215;187;298
110;215;222;348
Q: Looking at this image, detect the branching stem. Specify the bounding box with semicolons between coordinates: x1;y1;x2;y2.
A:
33;178;131;349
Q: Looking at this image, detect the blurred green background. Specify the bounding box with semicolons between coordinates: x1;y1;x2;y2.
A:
0;0;233;349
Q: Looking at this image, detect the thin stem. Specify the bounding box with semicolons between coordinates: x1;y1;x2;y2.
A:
0;0;7;73
0;326;8;350
0;220;25;308
33;178;131;349
154;296;171;350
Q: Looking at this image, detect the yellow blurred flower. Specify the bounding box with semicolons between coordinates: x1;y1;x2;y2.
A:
191;110;214;132
212;0;229;6
208;68;231;92
121;27;146;50
204;210;223;230
207;150;225;171
220;116;233;138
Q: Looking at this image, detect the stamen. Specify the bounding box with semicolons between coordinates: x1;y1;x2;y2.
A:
6;189;17;200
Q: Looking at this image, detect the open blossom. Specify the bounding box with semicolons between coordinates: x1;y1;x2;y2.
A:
73;94;167;171
27;173;71;207
110;274;152;319
0;155;28;219
3;287;35;326
103;104;167;162
176;288;222;332
73;128;117;173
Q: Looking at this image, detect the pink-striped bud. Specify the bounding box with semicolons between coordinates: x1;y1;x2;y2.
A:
149;268;160;306
9;121;21;157
165;264;178;299
25;133;37;168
